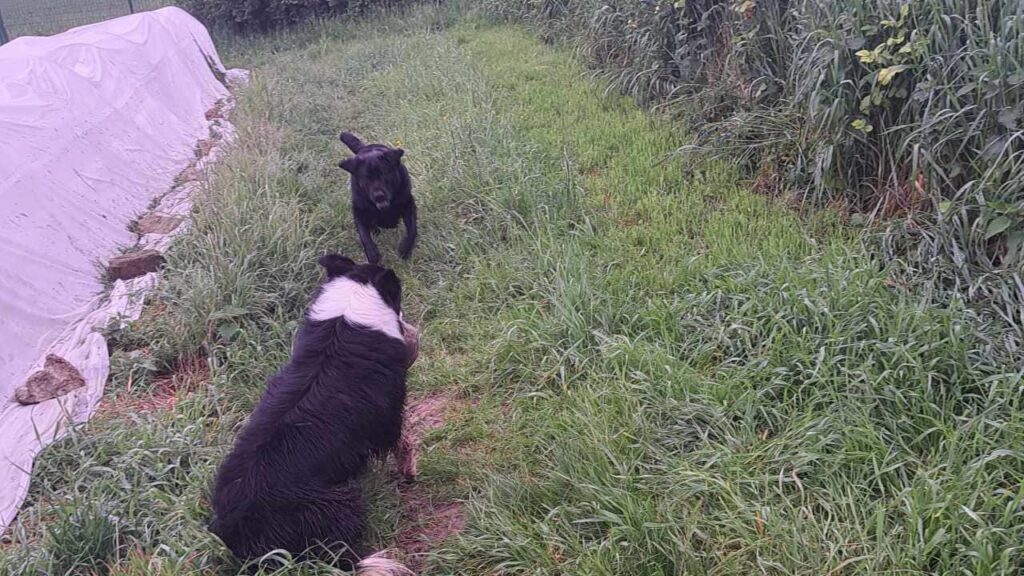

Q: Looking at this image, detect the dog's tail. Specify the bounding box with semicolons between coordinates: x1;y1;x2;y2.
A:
340;132;366;153
355;550;414;576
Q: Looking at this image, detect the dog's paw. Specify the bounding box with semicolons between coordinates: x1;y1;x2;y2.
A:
396;435;418;482
398;242;414;260
398;450;417;481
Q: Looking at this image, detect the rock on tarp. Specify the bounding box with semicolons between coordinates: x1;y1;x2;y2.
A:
0;7;231;532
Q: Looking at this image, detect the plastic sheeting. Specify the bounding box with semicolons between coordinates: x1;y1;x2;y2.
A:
0;7;238;532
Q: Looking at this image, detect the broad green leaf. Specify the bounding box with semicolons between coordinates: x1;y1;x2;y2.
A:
878;65;908;86
844;36;866;50
209;305;248;321
886;31;906;46
985;216;1012;239
217;323;241;341
1008;230;1024;261
997;107;1019;130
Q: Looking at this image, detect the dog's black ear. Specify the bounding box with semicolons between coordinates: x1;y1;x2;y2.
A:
373;268;402;310
339;132;365;153
319;254;355;278
339;157;359;173
389;148;405;162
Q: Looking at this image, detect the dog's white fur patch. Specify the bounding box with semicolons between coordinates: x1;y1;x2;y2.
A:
309;277;402;341
355;550;414;576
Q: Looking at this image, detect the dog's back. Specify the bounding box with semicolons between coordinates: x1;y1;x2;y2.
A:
209;256;412;568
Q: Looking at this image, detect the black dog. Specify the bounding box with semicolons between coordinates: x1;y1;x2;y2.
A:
209;254;418;574
339;132;417;265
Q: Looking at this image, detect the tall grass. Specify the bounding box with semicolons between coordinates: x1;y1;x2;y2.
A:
476;0;1024;342
179;0;432;32
423;26;1023;574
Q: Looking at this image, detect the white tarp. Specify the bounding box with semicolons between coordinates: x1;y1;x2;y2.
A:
0;7;235;532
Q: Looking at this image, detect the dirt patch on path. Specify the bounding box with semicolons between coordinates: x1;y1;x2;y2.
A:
394;392;468;572
396;496;466;571
404;392;454;443
98;354;208;419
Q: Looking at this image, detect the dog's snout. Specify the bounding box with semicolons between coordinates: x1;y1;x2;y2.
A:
371;190;389;208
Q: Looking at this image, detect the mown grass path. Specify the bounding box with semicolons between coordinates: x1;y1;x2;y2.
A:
2;7;1020;576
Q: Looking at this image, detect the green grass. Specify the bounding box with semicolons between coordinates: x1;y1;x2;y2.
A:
477;0;1024;344
1;0;170;39
2;4;1022;575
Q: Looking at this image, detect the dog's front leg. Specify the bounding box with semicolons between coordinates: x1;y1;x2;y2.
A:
355;219;381;265
394;430;418;482
398;202;417;260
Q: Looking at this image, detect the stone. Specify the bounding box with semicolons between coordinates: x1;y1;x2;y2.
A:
14;354;86;405
176;164;202;184
135;213;183;235
225;68;251;91
195;139;214;159
209;119;238;145
139;233;174;253
205;100;225;121
108;250;164;281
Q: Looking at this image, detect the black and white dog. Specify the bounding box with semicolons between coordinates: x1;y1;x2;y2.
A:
339;132;417;265
209;254;418;574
